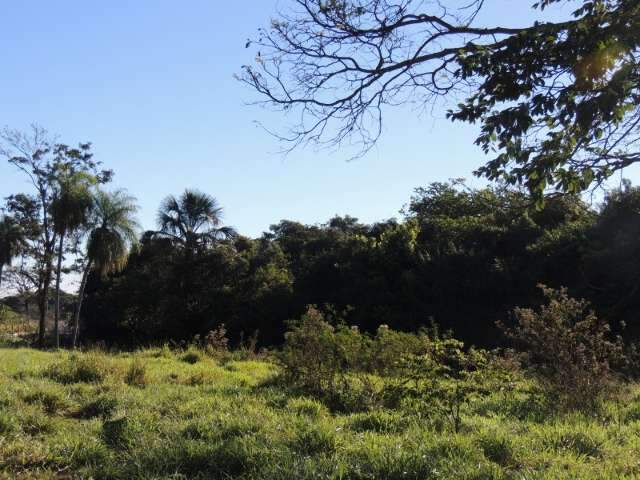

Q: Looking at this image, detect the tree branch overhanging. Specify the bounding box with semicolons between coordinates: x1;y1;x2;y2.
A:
240;0;640;198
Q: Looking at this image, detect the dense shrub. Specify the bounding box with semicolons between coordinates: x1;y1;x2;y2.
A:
280;306;440;390
500;285;625;408
46;353;110;384
387;338;515;432
368;324;432;375
278;306;512;416
279;307;395;411
279;306;345;395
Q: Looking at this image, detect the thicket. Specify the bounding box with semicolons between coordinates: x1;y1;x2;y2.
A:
75;181;640;351
279;289;635;423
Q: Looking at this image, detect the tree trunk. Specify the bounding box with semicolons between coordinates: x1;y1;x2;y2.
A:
72;261;91;349
0;263;4;294
54;231;65;349
38;278;49;348
38;260;53;349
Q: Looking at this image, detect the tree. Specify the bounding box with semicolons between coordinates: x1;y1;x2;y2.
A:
582;180;640;338
0;215;23;293
72;189;139;347
50;165;97;347
242;0;640;200
156;190;237;253
1;126;108;347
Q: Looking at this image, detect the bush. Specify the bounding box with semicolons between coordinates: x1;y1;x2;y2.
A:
101;416;141;449
279;306;345;395
192;324;230;359
46;353;110;384
181;349;202;365
288;422;337;456
387;337;514;432
79;394;118;420
476;432;514;466
22;389;69;415
124;359;148;388
369;324;431;375
500;285;625;409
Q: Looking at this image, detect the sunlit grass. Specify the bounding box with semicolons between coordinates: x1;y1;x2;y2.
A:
1;346;639;479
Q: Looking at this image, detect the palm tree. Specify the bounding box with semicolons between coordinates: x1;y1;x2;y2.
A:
0;215;23;293
50;167;96;347
72;189;139;348
156;189;236;252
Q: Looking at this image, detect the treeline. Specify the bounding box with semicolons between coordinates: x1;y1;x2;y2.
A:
81;180;640;348
1;127;638;349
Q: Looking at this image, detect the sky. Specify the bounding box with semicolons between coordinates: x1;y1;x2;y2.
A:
1;1;638;238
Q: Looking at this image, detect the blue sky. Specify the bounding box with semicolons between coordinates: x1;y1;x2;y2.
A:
2;1;638;237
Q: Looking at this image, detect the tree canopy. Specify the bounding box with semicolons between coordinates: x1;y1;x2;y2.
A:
241;0;640;200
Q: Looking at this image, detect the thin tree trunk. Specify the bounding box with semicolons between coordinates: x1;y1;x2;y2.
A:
0;263;4;293
72;261;91;349
54;231;65;349
38;272;50;348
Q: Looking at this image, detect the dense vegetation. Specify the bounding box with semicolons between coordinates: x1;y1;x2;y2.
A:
76;179;639;349
1;140;639;349
1;1;639;477
2;307;640;480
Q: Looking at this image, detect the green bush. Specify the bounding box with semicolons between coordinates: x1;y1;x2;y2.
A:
280;306;345;394
500;285;625;409
288;422;337;456
22;389;69;415
325;374;381;413
46;353;110;384
181;349;202;365
280;306;432;395
101;416;141;449
387;338;514;432
124;359;148;388
79;394;118;420
476;432;514;466
369;324;431;375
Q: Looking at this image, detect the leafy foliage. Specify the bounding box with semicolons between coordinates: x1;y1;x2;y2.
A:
388;338;515;432
243;0;640;198
500;285;625;408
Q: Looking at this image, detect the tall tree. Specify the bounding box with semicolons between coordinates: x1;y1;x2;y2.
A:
50;166;96;347
0;215;23;293
156;190;236;253
72;189;139;347
242;0;640;200
1;126;108;347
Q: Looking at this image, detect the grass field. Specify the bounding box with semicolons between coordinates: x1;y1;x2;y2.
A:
2;345;640;479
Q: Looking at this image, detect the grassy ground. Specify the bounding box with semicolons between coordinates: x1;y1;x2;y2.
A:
1;346;640;479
